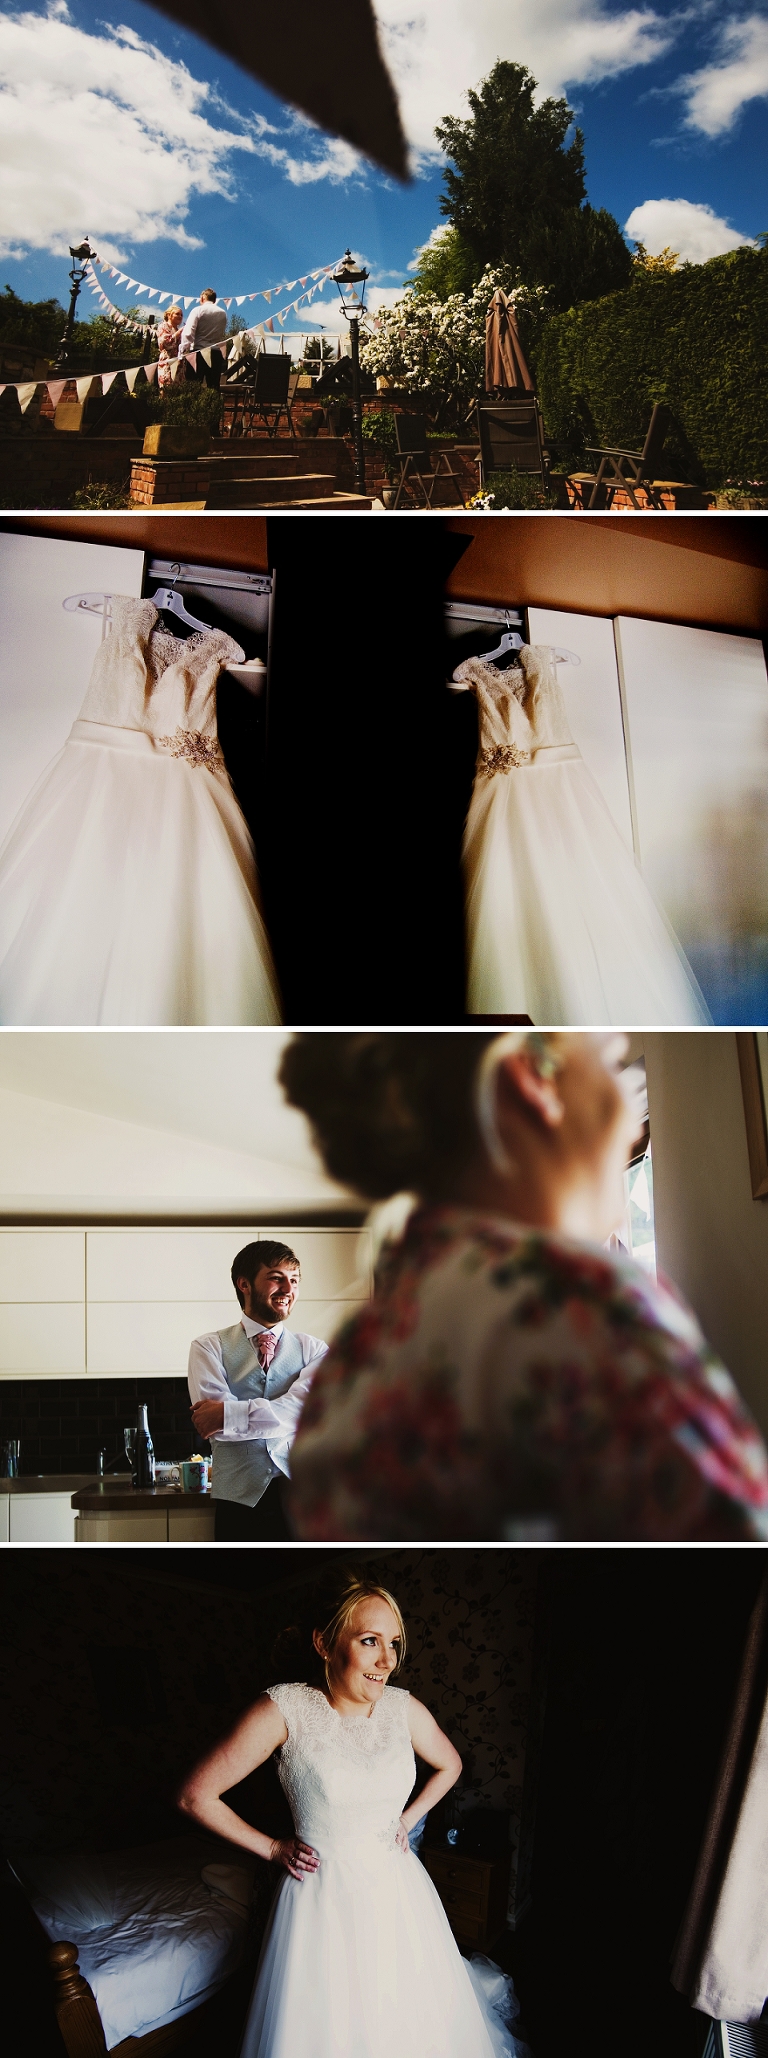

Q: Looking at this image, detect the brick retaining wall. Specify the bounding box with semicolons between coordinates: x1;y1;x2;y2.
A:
0;434;137;508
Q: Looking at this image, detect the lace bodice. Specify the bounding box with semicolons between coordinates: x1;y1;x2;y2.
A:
76;596;244;747
454;644;575;771
266;1683;415;1856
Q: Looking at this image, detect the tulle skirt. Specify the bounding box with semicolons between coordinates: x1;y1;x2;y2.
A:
0;723;281;1025
464;747;710;1025
240;1841;528;2058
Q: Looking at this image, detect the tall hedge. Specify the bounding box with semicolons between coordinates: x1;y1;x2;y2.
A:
533;245;768;485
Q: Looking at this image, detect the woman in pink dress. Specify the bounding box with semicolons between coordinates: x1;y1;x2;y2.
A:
157;304;183;388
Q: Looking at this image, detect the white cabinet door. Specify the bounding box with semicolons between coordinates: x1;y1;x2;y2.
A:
0;533;144;848
0;1494;9;1542
527;607;634;850
0;1231;85;1300
616;618;768;1021
87;1228;370;1304
9;1494;76;1542
87;1300;236;1374
0;1303;86;1374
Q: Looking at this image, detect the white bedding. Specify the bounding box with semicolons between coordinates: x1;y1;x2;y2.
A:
10;1834;255;2050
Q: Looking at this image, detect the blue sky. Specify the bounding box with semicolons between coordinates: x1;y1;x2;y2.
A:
1;0;766;338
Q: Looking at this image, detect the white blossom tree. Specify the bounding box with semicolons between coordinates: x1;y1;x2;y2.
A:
360;269;550;425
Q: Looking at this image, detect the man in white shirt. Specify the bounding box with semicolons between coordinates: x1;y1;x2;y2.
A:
180;288;228;387
188;1239;327;1541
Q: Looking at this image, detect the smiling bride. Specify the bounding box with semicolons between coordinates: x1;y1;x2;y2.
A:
178;1573;528;2058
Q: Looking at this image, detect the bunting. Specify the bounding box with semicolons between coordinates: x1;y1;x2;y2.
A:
86;253;341;312
82;262;340;338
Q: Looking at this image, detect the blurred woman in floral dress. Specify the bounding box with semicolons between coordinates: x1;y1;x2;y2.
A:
157;305;183;388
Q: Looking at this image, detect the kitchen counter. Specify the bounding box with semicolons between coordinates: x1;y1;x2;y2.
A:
71;1475;214;1543
3;1474;97;1492
71;1478;210;1508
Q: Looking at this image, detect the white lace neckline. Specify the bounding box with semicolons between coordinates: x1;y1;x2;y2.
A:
313;1684;379;1725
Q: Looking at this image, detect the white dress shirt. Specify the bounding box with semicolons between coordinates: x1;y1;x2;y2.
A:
181;302;228;353
188;1315;327;1478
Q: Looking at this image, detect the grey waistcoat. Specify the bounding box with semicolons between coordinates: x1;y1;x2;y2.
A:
211;1323;306;1507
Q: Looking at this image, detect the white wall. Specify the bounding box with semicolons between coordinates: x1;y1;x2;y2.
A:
0;1082;336;1207
645;1031;768;1438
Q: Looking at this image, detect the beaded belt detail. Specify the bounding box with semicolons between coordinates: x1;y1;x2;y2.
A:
477;743;531;776
157;728;223;771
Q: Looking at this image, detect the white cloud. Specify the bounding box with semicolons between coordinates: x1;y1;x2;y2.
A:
624;196;754;261
674;14;768;135
373;0;678;160
0;7;258;259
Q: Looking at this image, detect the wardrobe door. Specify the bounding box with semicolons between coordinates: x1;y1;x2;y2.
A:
616;618;768;1021
527;607;634;849
0;533;144;847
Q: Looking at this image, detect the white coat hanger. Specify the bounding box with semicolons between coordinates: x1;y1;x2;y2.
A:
448;614;581;690
150;564;220;635
63;592;113;640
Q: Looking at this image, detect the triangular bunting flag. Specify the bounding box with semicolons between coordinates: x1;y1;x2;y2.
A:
17;382;39;413
222;298;232;307
147;288;158;300
200;347;212;366
76;375;94;404
46;380;67;408
124;367;141;392
235;296;246;305
265;319;274;332
115;273;129;286
184;297;195;309
125;279;138;290
144;362;158;383
300;276;308;287
263;291;271;303
101;371;119;394
135;284;148;296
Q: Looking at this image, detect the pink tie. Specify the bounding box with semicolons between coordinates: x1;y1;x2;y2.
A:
257;1331;278;1371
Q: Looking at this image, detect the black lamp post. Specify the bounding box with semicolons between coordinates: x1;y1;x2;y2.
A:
55;240;97;371
333;249;369;494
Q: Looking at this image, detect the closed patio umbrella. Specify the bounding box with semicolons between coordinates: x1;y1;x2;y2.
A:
485;289;534;393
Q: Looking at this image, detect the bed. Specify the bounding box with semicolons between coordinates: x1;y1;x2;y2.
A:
9;1833;268;2054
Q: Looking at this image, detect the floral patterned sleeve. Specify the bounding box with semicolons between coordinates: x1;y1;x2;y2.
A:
288;1210;768;1543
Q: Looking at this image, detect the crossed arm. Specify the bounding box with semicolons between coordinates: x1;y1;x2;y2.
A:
188;1334;325;1445
178;1692;462;1879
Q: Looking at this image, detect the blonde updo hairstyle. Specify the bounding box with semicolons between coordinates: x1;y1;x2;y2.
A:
271;1571;407;1691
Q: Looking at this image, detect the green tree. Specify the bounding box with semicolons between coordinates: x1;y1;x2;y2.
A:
0;284;64;357
409;225;482;298
435;61;633;309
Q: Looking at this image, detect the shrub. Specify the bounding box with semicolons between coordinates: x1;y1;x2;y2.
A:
533;245;768;485
141;383;222;433
70;478;132;509
475;467;552;509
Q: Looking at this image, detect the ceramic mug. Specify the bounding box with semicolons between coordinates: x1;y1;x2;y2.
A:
180;1459;209;1494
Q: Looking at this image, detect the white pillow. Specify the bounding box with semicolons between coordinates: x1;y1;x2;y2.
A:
9;1850;117;1932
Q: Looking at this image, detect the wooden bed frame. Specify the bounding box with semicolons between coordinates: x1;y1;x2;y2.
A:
47;1936;243;2056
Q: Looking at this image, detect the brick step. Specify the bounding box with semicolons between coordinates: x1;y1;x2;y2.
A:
205;473;340;507
206;452;306;477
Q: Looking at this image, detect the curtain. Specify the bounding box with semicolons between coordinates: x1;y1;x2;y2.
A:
672;1573;768;2021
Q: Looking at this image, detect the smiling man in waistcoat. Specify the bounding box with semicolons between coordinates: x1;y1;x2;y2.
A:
187;1240;327;1541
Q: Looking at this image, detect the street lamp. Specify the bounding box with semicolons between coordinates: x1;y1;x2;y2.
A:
55;239;97;371
333;249;369;495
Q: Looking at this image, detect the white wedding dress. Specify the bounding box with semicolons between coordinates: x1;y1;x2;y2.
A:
240;1683;529;2058
458;646;710;1025
0;596;280;1024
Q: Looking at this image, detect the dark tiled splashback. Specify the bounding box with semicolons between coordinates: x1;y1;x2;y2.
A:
0;1378;196;1474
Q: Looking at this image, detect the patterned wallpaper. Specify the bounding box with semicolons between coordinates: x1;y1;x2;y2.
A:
2;1550;544;1925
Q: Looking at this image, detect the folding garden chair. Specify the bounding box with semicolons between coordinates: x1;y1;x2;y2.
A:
474;398;549;493
567;403;690;508
224;353;296;439
391;413;467;508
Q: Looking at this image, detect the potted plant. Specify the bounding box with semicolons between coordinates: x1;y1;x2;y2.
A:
141;383;222;459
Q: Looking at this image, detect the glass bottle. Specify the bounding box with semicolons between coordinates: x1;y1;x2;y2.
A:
133;1403;155;1488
